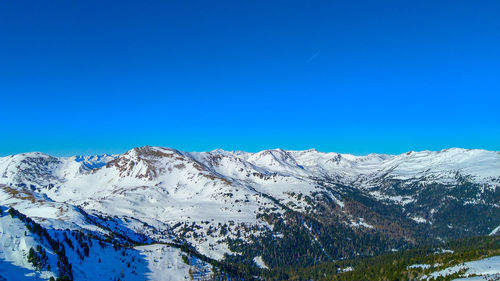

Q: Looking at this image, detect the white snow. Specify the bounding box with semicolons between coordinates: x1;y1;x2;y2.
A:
339;266;354;273
407;264;431;269
350;218;374;229
411;217;428;224
253;256;268;269
0;212;56;281
454;275;500;281
427;256;500;280
434;248;454;254
136;244;211;281
489;225;500;236
0;208;212;281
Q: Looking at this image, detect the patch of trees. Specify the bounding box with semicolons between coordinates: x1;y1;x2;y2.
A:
227;206;409;269
27;246;48;270
269;235;500;281
8;207;73;281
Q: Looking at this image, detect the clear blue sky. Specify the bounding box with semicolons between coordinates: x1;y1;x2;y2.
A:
1;0;499;156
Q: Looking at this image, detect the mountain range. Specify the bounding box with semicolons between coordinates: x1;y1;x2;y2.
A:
0;146;499;280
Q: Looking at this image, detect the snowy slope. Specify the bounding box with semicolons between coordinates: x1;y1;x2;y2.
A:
0;206;212;281
426;255;500;280
0;209;56;281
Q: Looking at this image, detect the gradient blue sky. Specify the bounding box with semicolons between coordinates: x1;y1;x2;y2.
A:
1;0;499;156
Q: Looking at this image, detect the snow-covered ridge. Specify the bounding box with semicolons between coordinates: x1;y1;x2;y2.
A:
200;147;500;185
1;146;499;190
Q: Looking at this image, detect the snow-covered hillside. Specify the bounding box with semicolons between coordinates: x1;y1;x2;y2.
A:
0;146;498;280
425;255;500;280
0;206;211;281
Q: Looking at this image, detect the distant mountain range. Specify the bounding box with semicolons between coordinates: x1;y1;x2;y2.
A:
0;146;499;280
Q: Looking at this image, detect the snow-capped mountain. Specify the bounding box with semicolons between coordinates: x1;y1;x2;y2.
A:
0;146;499;280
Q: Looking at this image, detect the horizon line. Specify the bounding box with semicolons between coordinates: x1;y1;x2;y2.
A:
1;145;497;158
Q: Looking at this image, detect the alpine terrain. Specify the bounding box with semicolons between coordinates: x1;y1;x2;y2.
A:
0;146;499;280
